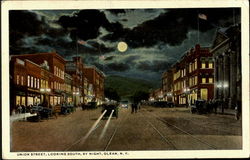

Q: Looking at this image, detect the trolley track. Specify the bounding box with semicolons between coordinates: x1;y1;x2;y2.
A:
103;109;129;151
144;108;218;149
64;108;129;151
140;112;177;149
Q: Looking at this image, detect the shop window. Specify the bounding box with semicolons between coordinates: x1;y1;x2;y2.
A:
16;96;21;105
208;62;213;68
209;78;213;83
50;96;54;106
21;97;26;105
201;62;206;69
200;88;208;100
27;97;34;105
27;76;30;87
202;78;206;83
16;75;20;85
54;96;58;105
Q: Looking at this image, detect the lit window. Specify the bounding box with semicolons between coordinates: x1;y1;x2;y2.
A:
34;78;37;88
201;62;206;69
16;75;20;85
209;78;213;83
21;76;23;86
195;76;198;85
202;78;206;83
46;81;48;89
189;63;192;72
194;59;197;70
27;76;30;87
51;82;53;89
31;76;33;88
208;62;213;68
37;79;40;88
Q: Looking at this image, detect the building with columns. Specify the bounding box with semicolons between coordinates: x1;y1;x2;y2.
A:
211;24;241;109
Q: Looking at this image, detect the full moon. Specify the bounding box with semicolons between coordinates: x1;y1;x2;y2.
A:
117;42;128;52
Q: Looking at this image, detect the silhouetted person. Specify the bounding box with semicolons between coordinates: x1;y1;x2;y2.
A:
131;103;138;114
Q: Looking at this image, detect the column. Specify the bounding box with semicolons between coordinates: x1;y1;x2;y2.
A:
214;57;218;99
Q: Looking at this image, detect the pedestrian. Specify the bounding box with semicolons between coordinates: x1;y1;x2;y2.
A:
131;103;138;114
17;104;22;114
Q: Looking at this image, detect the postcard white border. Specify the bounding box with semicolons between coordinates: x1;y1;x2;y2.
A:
1;0;249;159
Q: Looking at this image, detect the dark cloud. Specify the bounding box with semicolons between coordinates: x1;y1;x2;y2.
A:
137;60;172;72
57;10;126;41
124;55;140;64
107;62;130;71
104;56;115;61
102;8;240;48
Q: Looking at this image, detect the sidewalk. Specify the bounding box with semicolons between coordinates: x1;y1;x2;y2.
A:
217;108;236;116
10;113;37;122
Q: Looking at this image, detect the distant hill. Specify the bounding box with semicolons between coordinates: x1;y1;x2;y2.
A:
104;75;157;99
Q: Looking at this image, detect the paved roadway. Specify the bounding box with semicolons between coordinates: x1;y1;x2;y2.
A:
11;106;242;151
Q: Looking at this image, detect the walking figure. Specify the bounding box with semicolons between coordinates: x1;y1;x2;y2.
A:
131;103;138;114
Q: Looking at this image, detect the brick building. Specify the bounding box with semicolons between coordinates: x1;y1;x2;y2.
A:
172;44;214;106
83;65;105;105
149;88;163;101
9;52;66;113
162;69;173;102
65;56;84;106
64;73;73;104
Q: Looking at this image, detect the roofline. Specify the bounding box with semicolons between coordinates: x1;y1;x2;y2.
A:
84;65;106;77
11;52;66;63
210;38;230;53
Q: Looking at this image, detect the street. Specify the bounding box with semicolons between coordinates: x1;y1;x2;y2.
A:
11;106;242;151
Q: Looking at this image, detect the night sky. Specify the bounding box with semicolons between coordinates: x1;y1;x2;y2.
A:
9;8;240;85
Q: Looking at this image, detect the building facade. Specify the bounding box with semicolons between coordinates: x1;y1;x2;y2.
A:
10;52;66;113
65;56;84;106
172;44;214;106
83;66;105;105
162;69;173;102
211;25;241;109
